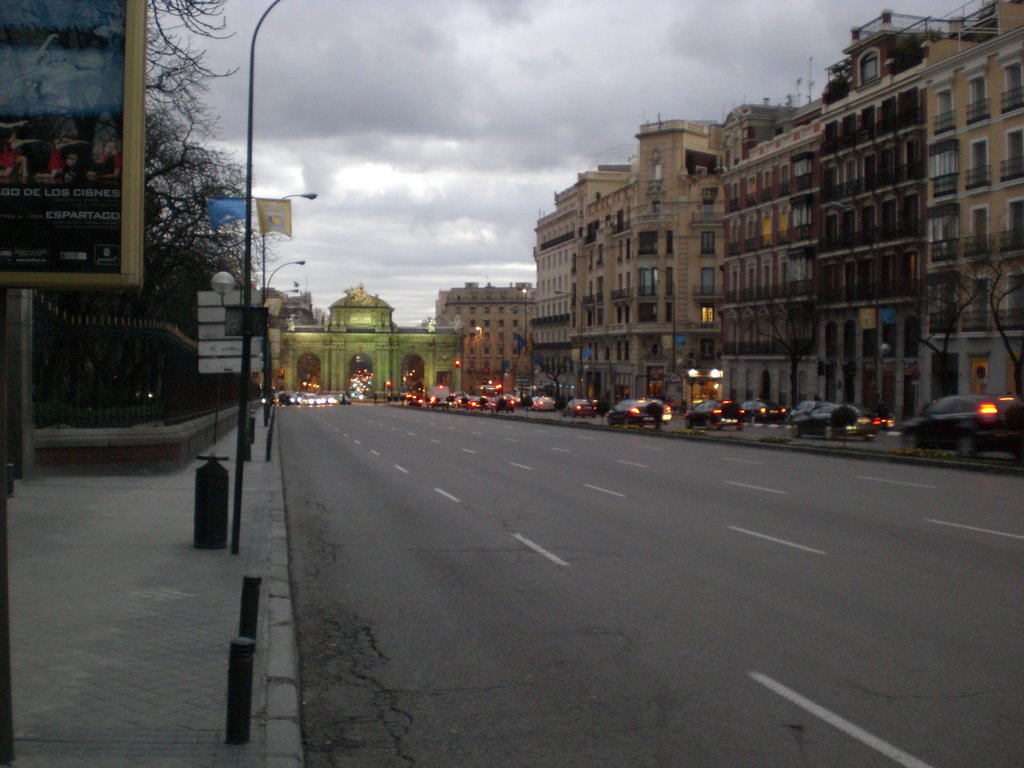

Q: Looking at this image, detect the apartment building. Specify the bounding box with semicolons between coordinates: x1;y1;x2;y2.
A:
721;100;823;406
435;282;535;394
922;0;1024;397
536;120;725;406
533;160;632;397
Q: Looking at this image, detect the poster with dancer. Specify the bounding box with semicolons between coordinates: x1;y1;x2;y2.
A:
0;0;144;289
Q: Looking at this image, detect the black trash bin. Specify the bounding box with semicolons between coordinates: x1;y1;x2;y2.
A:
194;455;229;549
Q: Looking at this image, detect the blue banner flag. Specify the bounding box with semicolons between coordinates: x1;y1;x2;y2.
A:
207;197;246;230
514;333;526;351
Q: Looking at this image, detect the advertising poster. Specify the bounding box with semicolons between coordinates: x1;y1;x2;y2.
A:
0;0;144;289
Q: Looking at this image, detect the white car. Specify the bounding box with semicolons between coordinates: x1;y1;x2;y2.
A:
530;396;557;411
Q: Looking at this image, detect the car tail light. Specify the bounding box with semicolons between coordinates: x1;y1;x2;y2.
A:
628;407;641;415
978;401;999;420
712;408;722;415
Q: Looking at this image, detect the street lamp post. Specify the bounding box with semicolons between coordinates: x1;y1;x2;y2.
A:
261;258;306;426
232;0;291;556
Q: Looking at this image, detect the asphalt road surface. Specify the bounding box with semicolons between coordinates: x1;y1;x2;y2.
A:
280;404;1023;768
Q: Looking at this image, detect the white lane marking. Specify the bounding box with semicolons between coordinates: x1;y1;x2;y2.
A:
509;462;533;470
370;450;380;456
513;534;570;567
354;440;362;446
925;519;1024;541
725;480;788;495
551;447;571;453
577;435;595;441
503;437;519;443
472;431;484;436
584;484;626;498
723;457;763;465
729;526;826;555
638;445;664;452
749;673;936;768
434;488;460;503
407;432;416;436
461;448;477;455
394;465;409;474
430;438;441;444
858;476;936;489
617;460;649;468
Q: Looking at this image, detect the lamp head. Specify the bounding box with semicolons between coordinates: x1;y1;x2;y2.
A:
211;271;236;296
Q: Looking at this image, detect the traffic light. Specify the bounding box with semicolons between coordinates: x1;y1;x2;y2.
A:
454;359;461;368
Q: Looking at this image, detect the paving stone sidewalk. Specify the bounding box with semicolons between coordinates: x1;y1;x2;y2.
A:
7;418;301;768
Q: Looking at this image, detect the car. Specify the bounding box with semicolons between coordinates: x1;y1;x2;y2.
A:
685;399;745;430
493;394;516;412
787;400;821;423
607;398;673;427
790;402;878;440
740;399;788;424
530;395;557;411
901;395;1023;457
564;398;598;417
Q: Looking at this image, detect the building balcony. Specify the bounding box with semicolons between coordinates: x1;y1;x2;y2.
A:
962;310;990;332
727;242;741;256
932;173;958;197
1000;228;1024;255
1003;86;1024;114
962;233;994;258
693;285;722;300
997;306;1024;330
792;224;812;242
965;165;991;190
1001;155;1024;182
611;288;633;301
930;238;960;263
793;173;813;192
933;111;955;134
966;99;990;124
778;180;790;195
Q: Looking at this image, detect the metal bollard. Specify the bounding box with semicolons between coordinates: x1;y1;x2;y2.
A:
238;576;262;640
225;637;256;744
194;455;229;549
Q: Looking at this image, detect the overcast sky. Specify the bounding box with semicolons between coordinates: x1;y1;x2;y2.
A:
199;0;961;325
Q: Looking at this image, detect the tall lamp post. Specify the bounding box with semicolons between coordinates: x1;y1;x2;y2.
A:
261;258;306;426
232;0;292;556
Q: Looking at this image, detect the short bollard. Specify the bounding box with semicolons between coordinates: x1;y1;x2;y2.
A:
247;410;256;445
225;637;256;744
194;455;229;549
238;576;262;640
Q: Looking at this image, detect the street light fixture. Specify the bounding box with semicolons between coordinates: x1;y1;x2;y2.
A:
232;0;292;556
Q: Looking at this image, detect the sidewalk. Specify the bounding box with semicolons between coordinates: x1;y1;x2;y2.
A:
7;416;301;768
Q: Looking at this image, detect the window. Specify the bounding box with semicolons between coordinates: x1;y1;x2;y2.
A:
701;305;715;324
638;303;658;322
935;90;954;132
638;231;658;255
701;267;716;293
651;155;662;182
701;231;716;254
968;76;989;122
1004;130;1024;181
638;267;658;296
929;140;959;196
860;51;879;83
1005;63;1023;112
967;140;989;189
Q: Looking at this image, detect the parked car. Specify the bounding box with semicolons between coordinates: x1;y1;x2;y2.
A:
790;402;878;440
607;398;673;427
740;399;788;424
901;395;1022;457
787;400;821;423
685;399;745;430
564;398;598;417
530;395;557;411
493;395;516;412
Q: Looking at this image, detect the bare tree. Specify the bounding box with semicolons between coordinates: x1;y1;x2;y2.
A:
918;264;983;397
758;298;818;408
977;233;1024;396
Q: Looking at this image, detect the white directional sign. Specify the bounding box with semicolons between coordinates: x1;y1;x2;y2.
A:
199;356;262;374
198;339;262;357
197;289;262;375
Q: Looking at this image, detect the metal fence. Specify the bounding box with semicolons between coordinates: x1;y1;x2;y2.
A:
32;296;240;428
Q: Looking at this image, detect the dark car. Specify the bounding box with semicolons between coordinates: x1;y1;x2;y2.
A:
564;398;598;417
607;398;673;427
790;402;878;440
493;395;516;412
901;395;1022;457
740;399;788;424
685;399;745;430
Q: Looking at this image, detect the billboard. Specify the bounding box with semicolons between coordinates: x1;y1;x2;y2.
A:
0;0;145;289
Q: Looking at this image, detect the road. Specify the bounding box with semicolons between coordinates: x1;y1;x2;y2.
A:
279;404;1023;768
